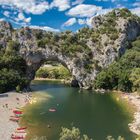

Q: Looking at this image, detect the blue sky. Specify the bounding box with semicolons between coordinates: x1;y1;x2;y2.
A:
0;0;140;32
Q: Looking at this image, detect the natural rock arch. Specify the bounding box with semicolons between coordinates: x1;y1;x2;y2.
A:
0;9;140;89
21;46;93;89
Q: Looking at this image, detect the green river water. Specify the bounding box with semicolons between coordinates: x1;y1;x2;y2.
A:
20;80;136;140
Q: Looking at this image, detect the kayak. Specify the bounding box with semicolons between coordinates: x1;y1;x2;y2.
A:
15;114;23;117
13;110;23;114
9;118;19;122
10;116;20;118
11;135;24;139
49;108;56;112
15;130;26;133
17;127;27;130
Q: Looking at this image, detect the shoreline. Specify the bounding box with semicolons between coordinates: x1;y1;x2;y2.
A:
114;91;140;135
0;89;140;140
122;93;140;135
0;91;31;140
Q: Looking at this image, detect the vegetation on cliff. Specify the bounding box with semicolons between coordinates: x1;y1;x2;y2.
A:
94;36;140;92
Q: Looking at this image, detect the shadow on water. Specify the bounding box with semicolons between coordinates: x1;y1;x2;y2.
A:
21;80;136;140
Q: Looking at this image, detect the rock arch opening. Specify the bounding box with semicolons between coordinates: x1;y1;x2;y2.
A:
25;52;81;88
35;60;72;83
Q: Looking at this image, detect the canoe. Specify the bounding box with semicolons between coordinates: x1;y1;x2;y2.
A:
9;118;19;122
49;108;56;112
10;116;20;118
16;107;23;111
15;114;23;117
17;127;27;130
13;110;23;114
15;130;26;133
11;135;24;139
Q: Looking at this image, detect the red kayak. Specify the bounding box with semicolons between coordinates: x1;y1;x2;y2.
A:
17;127;27;130
13;110;23;114
11;135;24;139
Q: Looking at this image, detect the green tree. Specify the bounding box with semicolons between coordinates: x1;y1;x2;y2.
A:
129;68;140;92
59;127;92;140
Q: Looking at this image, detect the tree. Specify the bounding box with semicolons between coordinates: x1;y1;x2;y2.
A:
129;68;140;92
59;127;92;140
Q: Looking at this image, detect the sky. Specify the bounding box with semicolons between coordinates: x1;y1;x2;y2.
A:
0;0;140;32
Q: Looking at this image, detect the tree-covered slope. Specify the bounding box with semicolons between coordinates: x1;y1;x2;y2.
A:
94;36;140;92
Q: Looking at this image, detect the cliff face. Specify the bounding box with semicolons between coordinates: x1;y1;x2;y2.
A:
0;9;140;89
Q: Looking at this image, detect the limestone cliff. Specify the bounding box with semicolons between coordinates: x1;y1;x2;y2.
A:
0;8;140;89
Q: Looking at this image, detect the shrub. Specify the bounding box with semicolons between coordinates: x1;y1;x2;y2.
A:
59;127;92;140
129;68;140;92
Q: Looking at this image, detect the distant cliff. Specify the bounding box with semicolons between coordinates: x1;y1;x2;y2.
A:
0;8;140;90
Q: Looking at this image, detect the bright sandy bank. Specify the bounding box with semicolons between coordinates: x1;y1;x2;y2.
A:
0;92;29;140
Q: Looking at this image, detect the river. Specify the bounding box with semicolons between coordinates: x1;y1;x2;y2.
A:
20;80;136;140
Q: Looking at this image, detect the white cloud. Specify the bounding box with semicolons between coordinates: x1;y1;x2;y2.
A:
50;0;70;11
17;12;31;23
72;0;85;5
78;19;86;25
25;17;31;23
18;13;25;20
63;18;77;26
29;25;60;32
3;11;10;17
86;17;93;27
96;8;112;16
132;2;140;7
67;4;102;17
0;0;49;15
130;7;140;16
0;18;5;21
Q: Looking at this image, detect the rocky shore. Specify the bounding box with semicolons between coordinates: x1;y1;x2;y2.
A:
121;93;140;135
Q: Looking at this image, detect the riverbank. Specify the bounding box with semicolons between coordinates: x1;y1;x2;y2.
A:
35;77;71;85
0;91;31;140
121;93;140;135
114;91;140;136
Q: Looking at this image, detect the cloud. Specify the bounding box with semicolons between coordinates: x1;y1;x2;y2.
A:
78;19;86;25
63;18;77;26
29;25;60;32
130;7;140;16
3;10;31;26
132;2;140;7
3;11;10;17
50;0;70;11
72;0;85;5
86;17;93;26
17;12;31;23
0;0;49;15
96;8;112;16
67;4;102;17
